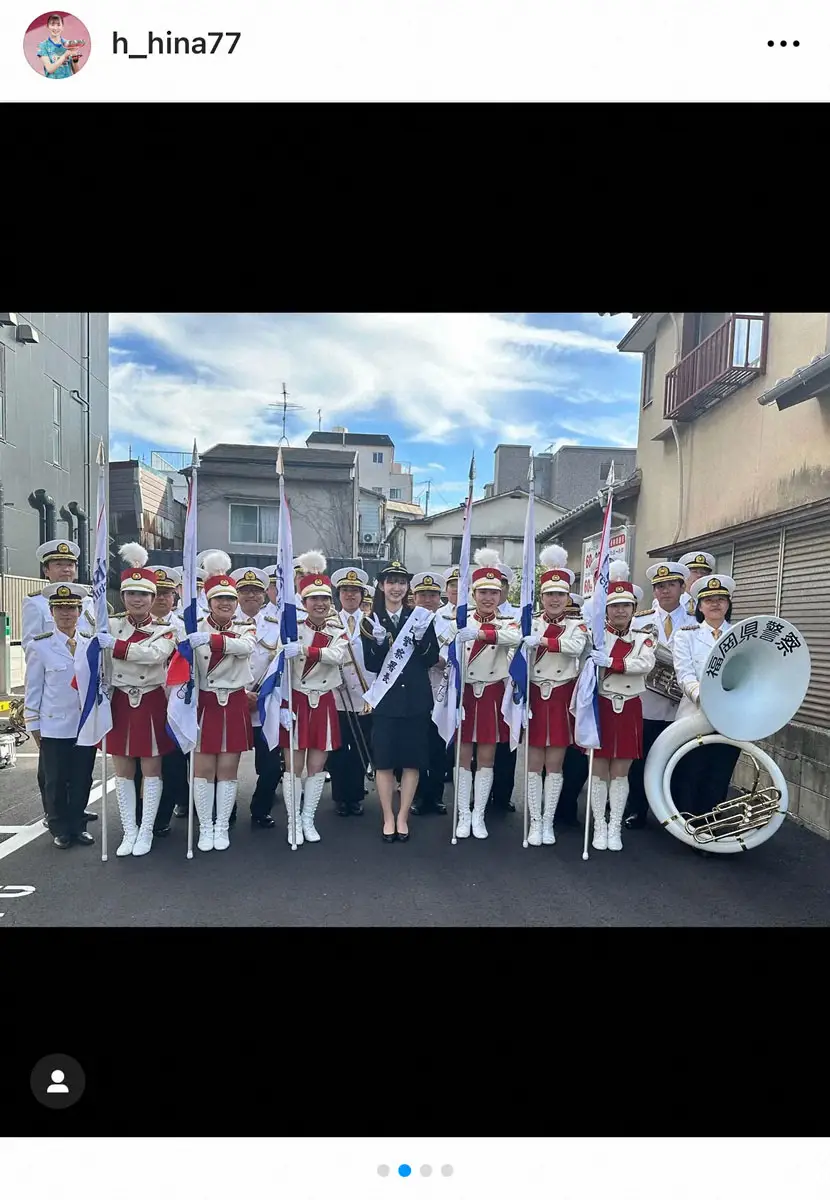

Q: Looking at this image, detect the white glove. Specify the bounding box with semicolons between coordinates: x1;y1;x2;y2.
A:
523;633;541;649
282;641;301;659
96;632;115;649
413;623;427;642
590;649;613;668
187;631;211;648
370;614;387;644
456;626;477;644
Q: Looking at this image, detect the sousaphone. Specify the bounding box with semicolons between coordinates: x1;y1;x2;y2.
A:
644;615;811;853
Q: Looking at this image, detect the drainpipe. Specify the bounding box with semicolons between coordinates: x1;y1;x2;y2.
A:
28;489;56;546
59;505;75;542
667;313;685;545
68;501;89;582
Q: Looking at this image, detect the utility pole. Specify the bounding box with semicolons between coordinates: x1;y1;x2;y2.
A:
317;408;322;431
424;480;431;518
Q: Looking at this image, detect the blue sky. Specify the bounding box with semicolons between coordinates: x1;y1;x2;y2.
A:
109;313;641;513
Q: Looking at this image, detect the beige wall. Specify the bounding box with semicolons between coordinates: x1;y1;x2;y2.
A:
632;312;830;586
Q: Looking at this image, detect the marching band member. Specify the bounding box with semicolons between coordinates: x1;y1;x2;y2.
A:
360;560;440;842
581;561;656;852
625;560;694;831
147;566;188;836
438;566;460;619
360;586;375;618
671;573;741;819
292;558;309;623
522;547;588;846
497;566;520;619
410;572;449;816
24;583;96;849
262;564;279;620
493;561;521;811
231;567;282;829
279;552;349;844
444;549;522;840
187;552;257;852
22;538;96;827
678;551;716;616
558;592;591;826
328;567;374;817
95;545;178;857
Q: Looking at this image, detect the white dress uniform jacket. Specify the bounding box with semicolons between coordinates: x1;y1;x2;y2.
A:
596;624;657;709
106;613;178;696
23;630;83;738
632;601;694;722
672;620;733;722
528;614;589;693
22;590;95;654
247;611;282;728
191;616;258;697
334;608;376;713
498;601;521;619
442;612;523;692
292;615;350;702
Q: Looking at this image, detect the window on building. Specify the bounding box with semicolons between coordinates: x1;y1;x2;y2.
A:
372;486;384;495
451;535;488;563
0;345;5;441
390;488;402;500
599;459;613;482
51;382;62;466
642;343;655;408
229;503;278;544
372;451;384;463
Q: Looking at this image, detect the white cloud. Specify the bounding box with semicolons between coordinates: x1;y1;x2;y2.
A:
579;313;641;336
426;462;445;471
108;312;627;452
556;414;639;447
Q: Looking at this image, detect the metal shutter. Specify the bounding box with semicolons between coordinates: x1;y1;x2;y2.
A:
779;519;830;729
730;530;782;621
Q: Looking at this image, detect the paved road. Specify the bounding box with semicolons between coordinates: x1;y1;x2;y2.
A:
1;748;829;926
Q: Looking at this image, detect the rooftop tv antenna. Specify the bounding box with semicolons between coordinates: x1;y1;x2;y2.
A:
271;382;303;446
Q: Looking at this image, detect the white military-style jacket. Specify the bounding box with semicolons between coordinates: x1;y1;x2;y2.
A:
596;622;657;712
291;614;350;704
441;610;523;694
23;628;83;738
191;614;258;700
672;619;733;722
22;589;95;654
527;614;589;696
436;601;456;621
246;610;282;728
333;607;376;714
632;600;696;722
104;612;178;699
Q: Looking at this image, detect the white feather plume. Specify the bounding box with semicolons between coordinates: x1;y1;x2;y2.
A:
119;542;148;568
609;559;630;582
539;545;568;570
296;550;327;575
473;547;502;568
201;550;232;576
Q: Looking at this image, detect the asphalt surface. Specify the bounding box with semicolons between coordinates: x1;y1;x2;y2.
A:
1;745;829;926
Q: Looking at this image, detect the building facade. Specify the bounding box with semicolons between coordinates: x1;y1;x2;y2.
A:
613;311;830;837
306;430;414;501
109;461;186;557
191;443;359;561
493;443;637;511
0;312;109;582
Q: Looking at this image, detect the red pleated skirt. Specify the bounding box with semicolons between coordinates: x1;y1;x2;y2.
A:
279;690;341;752
108;686;175;758
527;679;575;748
197;688;253;754
585;695;643;760
460;681;510;745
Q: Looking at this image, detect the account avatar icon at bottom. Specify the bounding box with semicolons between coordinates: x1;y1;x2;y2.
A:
30;1054;86;1108
24;11;92;79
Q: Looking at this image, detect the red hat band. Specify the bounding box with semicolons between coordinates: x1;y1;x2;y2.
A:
204;574;238;599
471;567;502;588
607;582;635;601
299;573;332;597
120;567;157;592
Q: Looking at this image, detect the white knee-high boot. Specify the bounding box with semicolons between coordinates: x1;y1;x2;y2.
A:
132;775;162;856
608;777;628;852
525;772;543;846
214;779;238;850
591;778;609;851
193;777;215;852
455;767;473;838
283;773;303;845
472;766;493;839
542;771;563;846
301;773;326;842
115;776;139;856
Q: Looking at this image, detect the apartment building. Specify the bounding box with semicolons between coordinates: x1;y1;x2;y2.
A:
306;430;414;502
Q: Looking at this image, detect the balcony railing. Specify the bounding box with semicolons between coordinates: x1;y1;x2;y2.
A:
664;313;769;421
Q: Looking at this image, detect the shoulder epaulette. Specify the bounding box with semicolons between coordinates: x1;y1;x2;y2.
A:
264;614;279;624
676;624;698;633
637;623;658;636
113;611;127;618
34;631;53;640
27;590;43;599
635;608;654;618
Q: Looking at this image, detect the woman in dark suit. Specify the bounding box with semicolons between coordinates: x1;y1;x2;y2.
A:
361;561;440;842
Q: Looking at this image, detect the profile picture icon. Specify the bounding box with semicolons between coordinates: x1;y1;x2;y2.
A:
24;11;91;78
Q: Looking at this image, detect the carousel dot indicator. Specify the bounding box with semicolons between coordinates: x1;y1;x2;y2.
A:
441;1166;454;1177
399;1166;412;1178
378;1167;391;1178
420;1167;433;1178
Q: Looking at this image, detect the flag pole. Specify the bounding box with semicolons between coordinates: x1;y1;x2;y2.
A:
275;450;298;851
451;455;475;846
97;439;109;863
186;441;200;860
582;747;595;861
582;469;615;861
521;450;534;849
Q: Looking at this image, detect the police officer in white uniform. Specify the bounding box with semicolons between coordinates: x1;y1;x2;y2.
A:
23;583;97;848
328;567;374;816
625;560;696;829
232;566;282;828
678;551;717;616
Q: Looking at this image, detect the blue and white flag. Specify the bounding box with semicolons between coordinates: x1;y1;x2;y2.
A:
260;448;298;750
571;469;614;750
76;441;113;747
166;442;200;755
502;453;535;749
433;453;474;746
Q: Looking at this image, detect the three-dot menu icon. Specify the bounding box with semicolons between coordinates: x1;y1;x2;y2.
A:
377;1166;454;1178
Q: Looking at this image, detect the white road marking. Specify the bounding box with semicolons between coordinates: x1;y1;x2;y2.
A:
0;777;115;861
14;753;40;758
0;825;31;833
